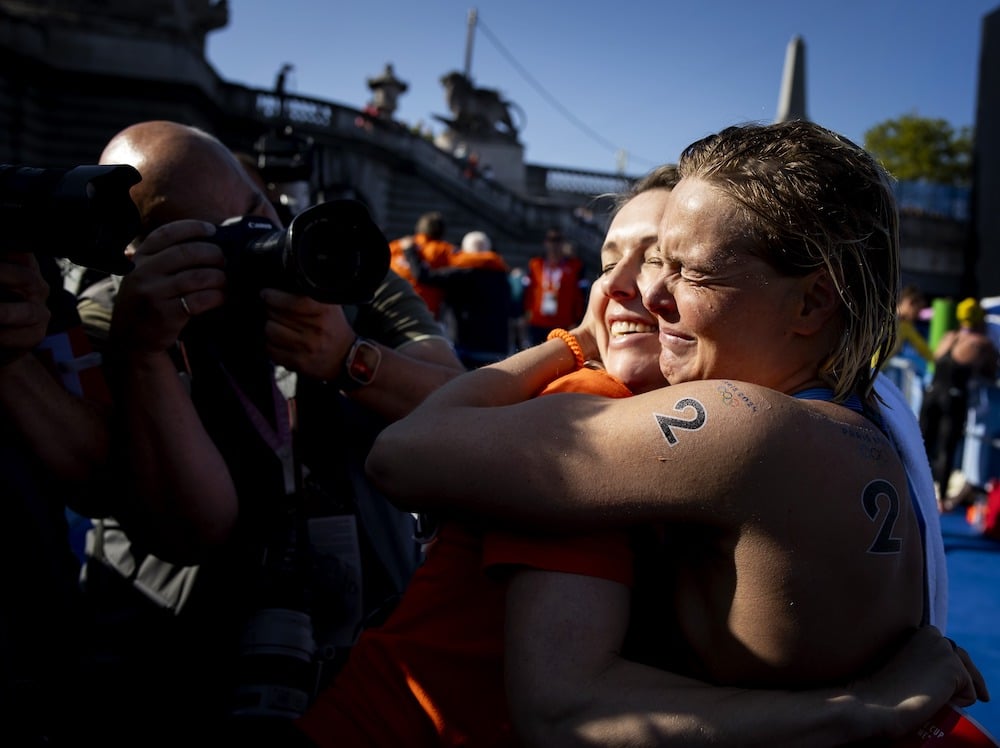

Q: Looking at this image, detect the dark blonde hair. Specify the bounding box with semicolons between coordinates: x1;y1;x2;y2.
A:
613;164;680;214
676;120;899;402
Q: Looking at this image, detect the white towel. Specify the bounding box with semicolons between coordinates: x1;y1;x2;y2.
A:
875;372;948;631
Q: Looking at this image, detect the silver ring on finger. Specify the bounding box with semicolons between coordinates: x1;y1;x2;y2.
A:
180;295;192;316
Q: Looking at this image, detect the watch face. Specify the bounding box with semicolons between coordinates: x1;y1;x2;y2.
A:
349;340;381;385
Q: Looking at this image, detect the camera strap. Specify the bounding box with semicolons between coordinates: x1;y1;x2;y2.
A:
219;362;297;497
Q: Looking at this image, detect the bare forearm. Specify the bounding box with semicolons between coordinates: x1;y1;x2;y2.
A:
526;658;871;748
0;353;109;481
114;350;237;560
346;343;466;422
507;575;978;748
382;338;575;416
518;632;982;748
365;339;577;509
509;572;868;748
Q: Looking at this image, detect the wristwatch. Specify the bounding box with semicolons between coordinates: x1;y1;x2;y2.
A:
337;337;382;391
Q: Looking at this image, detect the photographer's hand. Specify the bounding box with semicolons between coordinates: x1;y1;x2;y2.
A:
112;219;226;353
0;251;51;365
109;219;239;561
259;288;354;381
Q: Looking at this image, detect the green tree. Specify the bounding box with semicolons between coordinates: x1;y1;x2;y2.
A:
864;114;971;186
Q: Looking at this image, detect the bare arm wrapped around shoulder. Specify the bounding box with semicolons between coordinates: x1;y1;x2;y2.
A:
367;368;778;528
506;570;987;747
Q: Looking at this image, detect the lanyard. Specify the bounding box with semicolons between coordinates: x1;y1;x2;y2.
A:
542;264;563;293
220;361;298;498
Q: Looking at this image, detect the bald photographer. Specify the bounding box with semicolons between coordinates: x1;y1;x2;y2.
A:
76;120;464;746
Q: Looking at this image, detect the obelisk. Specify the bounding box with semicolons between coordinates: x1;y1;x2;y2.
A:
775;35;808;122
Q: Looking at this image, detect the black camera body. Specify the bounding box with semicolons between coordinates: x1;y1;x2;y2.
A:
0;163;140;275
212;199;389;305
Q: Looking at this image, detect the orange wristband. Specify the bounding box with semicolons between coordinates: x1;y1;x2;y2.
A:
546;328;585;369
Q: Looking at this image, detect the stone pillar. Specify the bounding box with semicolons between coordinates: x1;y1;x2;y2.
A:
366;63;408;120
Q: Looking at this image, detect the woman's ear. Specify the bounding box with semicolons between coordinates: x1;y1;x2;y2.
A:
791;269;840;336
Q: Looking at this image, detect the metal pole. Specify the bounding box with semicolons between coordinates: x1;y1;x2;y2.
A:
463;8;477;80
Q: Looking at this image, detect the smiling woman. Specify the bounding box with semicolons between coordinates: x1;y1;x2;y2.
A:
596;165;678;394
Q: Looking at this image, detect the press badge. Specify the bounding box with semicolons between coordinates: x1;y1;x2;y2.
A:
541;290;558;316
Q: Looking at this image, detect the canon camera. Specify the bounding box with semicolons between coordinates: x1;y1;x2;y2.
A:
0;163;140;275
212;198;389;305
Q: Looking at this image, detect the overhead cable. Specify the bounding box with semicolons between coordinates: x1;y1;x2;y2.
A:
475;16;658;170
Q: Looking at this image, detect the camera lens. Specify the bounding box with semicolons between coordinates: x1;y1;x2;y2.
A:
284;200;389;305
231;607;317;720
292;215;353;291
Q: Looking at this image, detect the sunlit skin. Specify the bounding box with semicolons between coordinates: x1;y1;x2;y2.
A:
595;188;670;395
643;177;837;392
101;128;282;258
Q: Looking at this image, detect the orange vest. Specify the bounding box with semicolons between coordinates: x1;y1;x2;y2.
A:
523;255;585;329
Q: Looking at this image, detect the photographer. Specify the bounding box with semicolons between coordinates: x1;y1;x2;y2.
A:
78;120;465;746
0;249;112;745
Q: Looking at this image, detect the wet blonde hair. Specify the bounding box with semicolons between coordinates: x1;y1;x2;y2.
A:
676;120;899;402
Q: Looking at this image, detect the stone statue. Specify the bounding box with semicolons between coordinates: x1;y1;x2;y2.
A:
439;71;523;140
366;63;409;120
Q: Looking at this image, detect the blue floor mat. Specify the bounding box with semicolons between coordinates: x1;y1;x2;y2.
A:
941;510;1000;737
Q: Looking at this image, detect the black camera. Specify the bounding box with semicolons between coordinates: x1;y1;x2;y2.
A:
213;199;389;305
227;497;323;742
0;163;140;275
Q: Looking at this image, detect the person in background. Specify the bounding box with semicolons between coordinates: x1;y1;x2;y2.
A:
522;227;586;345
389;210;457;319
892;284;934;364
507;265;529;350
76;120;465;747
296;164;984;748
920;296;1000;510
408;229;512;368
367;121;962;744
0;250;112;746
881;284;934;415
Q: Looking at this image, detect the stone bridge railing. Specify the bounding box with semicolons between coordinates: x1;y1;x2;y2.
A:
218;84;625;259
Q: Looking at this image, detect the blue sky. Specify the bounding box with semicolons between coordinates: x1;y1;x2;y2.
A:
206;0;998;175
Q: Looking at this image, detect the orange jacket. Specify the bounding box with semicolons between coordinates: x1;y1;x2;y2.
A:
448;250;509;273
389;234;456;316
